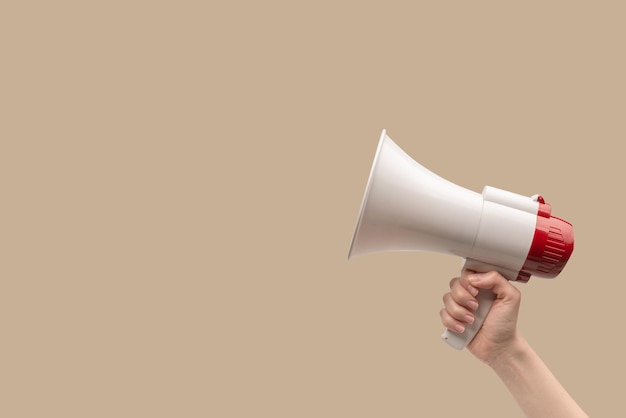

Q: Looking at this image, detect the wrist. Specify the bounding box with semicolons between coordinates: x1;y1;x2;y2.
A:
486;332;529;371
485;334;589;417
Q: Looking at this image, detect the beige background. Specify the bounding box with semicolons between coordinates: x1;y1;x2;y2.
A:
2;1;624;417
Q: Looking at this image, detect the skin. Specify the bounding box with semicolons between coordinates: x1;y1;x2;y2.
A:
440;270;588;418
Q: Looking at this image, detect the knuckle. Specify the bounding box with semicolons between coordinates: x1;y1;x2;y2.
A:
448;303;467;320
448;277;459;288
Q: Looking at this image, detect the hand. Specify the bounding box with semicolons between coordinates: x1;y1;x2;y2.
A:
440;269;522;365
440;270;589;417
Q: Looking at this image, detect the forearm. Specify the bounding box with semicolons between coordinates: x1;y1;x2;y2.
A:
490;334;588;418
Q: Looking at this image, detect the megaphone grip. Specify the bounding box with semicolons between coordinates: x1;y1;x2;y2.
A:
441;289;496;350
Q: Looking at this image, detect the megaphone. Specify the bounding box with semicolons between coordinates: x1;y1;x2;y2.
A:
348;130;574;350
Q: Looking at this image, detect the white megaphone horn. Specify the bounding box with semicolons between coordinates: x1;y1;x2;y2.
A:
348;130;574;350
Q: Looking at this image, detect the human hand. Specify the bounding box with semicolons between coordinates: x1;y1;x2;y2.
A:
440;269;522;365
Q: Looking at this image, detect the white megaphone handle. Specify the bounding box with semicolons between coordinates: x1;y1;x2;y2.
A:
441;259;518;350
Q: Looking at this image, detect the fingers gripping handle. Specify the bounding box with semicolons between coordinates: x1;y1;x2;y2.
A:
441;289;495;350
441;259;519;350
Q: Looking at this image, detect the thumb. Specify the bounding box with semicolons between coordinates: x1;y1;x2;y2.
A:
466;271;520;302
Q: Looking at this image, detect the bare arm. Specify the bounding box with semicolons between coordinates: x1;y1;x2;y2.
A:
440;270;588;418
490;334;587;418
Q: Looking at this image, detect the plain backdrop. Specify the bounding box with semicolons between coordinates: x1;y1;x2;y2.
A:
2;2;624;417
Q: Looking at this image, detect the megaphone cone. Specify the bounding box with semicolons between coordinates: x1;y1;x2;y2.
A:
349;129;484;260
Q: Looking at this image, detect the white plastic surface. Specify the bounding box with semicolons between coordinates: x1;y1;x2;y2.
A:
468;198;537;272
483;186;539;214
348;130;484;259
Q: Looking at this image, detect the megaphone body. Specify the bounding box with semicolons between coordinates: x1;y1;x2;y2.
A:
349;130;574;350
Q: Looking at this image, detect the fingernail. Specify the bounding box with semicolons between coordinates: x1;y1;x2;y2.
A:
455;323;465;333
468;275;482;285
464;314;475;324
467;300;479;311
468;285;479;297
